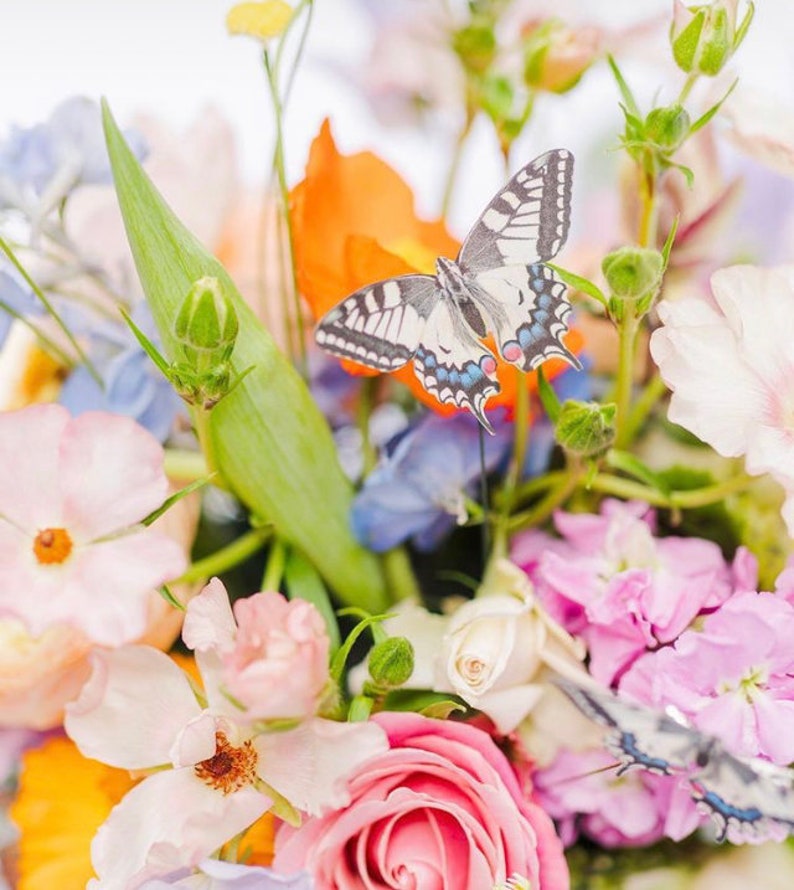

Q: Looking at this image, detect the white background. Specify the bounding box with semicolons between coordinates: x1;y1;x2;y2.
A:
2;0;793;232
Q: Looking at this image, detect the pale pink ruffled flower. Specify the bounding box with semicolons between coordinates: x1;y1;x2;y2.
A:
650;265;794;533
723;87;794;180
183;579;330;721
0;404;185;645
65;581;387;888
512;499;749;684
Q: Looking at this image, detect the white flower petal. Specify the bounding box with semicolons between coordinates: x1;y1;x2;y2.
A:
65;647;203;769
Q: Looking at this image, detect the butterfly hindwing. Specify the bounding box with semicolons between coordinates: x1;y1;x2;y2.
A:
474;263;580;372
315;274;438;371
458;149;574;274
413;298;500;433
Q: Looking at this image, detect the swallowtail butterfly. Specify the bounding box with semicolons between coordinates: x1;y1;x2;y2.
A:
557;678;794;843
315;149;579;433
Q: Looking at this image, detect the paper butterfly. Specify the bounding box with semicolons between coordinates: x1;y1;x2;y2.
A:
556;678;794;843
315;149;580;434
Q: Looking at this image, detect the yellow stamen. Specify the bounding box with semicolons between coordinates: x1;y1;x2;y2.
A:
32;527;73;565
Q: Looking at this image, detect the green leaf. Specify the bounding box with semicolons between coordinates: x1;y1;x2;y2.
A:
535;366;561;423
284;548;340;653
141;475;215;527
607;55;640;117
157;583;186;612
688;78;738;136
383;689;468;715
546;263;608;309
102;100;387;614
660;215;680;268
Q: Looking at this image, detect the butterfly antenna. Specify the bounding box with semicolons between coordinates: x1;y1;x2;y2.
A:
478;424;491;559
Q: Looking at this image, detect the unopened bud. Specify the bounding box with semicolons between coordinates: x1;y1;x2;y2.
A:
644;104;690;152
602;247;664;312
367;637;415;690
555;400;616;458
523;19;600;94
174;276;239;368
452;21;497;75
670;0;753;77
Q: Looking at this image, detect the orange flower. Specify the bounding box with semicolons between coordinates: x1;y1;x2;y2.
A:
290;120;582;418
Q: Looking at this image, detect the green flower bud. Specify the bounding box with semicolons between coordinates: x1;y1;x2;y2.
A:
670;0;754;77
174;276;239;366
523;19;599;94
452;21;497;75
644;104;690;152
602;247;664;312
367;637;415;690
555;400;616;458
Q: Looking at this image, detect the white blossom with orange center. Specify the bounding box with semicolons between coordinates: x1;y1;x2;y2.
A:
0;403;185;645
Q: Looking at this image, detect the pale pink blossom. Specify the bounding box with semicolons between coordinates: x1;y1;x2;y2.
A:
723;87;794;180
64;582;386;888
183;580;330;722
274;711;570;890
0;404;186;645
650;265;794;532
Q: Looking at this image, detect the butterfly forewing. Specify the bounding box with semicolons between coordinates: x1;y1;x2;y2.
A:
315;274;438;371
458;149;574;274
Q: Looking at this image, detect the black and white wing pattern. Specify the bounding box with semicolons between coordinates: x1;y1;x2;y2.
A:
556;678;794;843
315;274;437;370
458;149;573;274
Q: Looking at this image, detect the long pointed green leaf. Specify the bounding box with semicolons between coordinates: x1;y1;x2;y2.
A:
102;100;387;613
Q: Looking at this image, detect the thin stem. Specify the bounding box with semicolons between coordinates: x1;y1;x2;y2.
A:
177;527;272;585
507;473;579;533
263;50;307;375
637;166;658;248
0;298;74;368
614;313;639;449
0;235;103;386
163;448;209;482
624;372;668;441
357;377;378;477
501;469;568;510
262;537;288;591
440;111;474;218
677;71;699;105
587;471;757;510
381;546;421;602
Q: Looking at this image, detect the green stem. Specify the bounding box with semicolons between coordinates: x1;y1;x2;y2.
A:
163;448;209;482
614;313;639;449
624;372;667;441
193;409;221;480
637;165;658;248
381;546;421;602
440;110;474;218
507;473;579;533
262;537;288;590
177;527;272;585
501;469;568;510
263;49;307;375
677;71;699;105
0;235;102;385
358;377;379;477
587;471;756;509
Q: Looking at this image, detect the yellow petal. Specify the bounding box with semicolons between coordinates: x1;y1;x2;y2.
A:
226;1;293;40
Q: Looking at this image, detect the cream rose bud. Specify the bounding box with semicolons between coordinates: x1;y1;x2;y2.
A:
439;560;586;734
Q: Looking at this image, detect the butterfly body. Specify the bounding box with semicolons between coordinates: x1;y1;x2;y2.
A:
557;678;794;843
315;149;579;433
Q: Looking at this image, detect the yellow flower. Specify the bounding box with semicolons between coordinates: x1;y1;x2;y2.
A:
226;1;293;41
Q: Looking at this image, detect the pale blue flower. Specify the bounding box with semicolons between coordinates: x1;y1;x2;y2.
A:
139;861;313;889
0;269;41;346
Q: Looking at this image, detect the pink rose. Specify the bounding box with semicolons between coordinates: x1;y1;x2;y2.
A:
274;712;569;890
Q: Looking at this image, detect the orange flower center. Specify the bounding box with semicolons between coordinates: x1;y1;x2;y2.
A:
32;527;73;565
194;732;258;795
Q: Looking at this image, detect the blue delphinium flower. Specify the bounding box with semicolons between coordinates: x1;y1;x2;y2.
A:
351;412;512;552
58;303;184;443
0;97;146;218
0;269;42;347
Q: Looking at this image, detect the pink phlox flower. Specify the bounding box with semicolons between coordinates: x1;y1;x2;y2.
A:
0;404;186;645
620;591;794;765
65;580;387;888
534;747;702;848
512;500;746;684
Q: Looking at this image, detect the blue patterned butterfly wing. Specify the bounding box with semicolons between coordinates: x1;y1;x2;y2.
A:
690;748;794;842
412;298;500;434
458;149;574;273
555;679;700;776
315;275;437;370
473;263;581;372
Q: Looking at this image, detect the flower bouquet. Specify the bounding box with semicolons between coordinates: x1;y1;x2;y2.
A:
3;1;794;888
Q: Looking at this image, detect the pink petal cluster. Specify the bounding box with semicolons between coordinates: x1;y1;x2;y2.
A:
64;581;387;888
620;589;794;765
184;580;330;721
274;712;570;890
511;499;751;684
534;748;701;848
650;265;794;533
0;404;186;645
